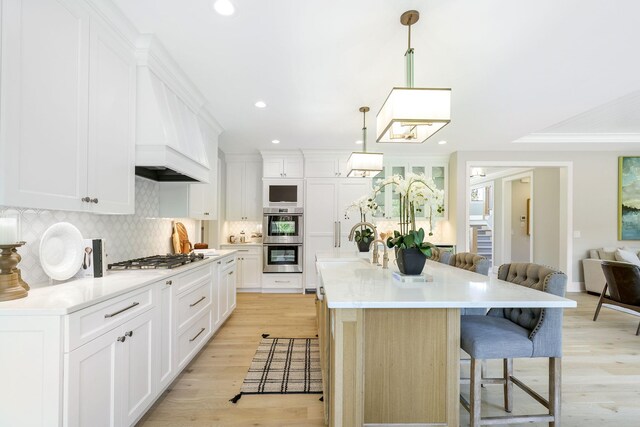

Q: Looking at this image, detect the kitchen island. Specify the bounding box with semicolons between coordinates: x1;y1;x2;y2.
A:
315;257;576;427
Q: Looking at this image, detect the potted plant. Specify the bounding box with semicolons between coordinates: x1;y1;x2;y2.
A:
372;173;442;274
344;196;379;252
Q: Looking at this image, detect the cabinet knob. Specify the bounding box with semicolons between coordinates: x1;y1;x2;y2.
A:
166;280;172;285
204;212;209;215
81;197;91;203
90;198;98;204
117;336;126;343
125;331;133;338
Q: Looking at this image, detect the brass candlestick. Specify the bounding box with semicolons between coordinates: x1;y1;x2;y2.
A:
12;244;29;291
0;242;29;301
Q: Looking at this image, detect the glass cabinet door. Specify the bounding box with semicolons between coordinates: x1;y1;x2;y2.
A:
431;165;446;219
411;165;427;218
390;165;405;218
372;169;386;218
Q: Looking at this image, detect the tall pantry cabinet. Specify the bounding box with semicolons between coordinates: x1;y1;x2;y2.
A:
0;0;136;213
304;178;371;289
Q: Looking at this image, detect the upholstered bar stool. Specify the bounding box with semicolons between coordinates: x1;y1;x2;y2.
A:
450;252;491;315
439;250;452;265
460;263;567;426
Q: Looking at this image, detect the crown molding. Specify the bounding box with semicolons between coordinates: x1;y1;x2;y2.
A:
513;132;640;144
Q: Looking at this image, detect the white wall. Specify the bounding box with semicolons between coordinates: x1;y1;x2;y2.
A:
532;169;561;268
511;180;531;262
451;150;640;287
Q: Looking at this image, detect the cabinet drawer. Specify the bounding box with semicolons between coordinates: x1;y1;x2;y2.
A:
174;264;211;295
218;255;237;269
262;274;303;289
176;277;212;332
66;285;153;352
177;309;212;369
221;245;261;255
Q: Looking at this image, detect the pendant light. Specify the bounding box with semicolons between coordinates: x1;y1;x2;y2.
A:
376;10;451;143
347;106;383;177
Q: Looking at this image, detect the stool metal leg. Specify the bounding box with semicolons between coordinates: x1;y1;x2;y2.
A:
470;358;482;427
503;358;513;413
550;357;561;427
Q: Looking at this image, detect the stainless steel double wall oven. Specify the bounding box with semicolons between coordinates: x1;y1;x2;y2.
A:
262;207;303;273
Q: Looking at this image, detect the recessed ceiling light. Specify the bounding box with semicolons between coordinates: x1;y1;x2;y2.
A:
213;0;234;16
254;100;267;108
271;139;280;144
355;140;363;145
438;140;447;145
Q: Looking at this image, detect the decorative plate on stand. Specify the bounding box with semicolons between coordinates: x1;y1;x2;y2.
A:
39;222;84;281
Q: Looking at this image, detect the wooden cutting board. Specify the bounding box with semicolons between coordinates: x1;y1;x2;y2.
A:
171;222;181;254
175;222;192;254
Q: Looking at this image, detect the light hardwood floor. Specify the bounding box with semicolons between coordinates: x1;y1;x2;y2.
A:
138;292;640;427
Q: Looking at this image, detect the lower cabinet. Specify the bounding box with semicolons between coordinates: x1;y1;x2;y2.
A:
220;244;262;291
0;254;239;427
65;308;156;427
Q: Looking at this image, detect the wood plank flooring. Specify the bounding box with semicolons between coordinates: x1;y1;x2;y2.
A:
138;292;640;427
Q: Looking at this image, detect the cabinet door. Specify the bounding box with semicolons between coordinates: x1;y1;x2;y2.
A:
0;0;90;211
305;158;336;178
304;181;338;289
337;157;350;177
87;21;136;214
218;266;230;321
430;164;447;219
65;327;120;427
263;158;283;178
240;254;261;288
121;309;156;427
226;162;244;220
158;280;175;391
227;265;237;312
338;179;372;248
243;161;262;220
283;157;304;178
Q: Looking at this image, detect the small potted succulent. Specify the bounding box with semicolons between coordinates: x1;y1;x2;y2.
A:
344;195;379;252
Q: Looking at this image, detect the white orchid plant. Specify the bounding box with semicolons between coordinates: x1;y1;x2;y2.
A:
344;195;379;246
371;173;444;255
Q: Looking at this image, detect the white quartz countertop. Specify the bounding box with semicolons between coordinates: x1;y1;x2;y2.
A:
220;243;263;247
317;258;577;309
0;250;237;316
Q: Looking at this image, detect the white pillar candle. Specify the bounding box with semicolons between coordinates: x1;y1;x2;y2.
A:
0;218;18;244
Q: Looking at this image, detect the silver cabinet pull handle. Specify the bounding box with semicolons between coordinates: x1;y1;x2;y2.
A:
320;286;325;295
238;249;249;252
226;259;234;264
189;327;206;342
338;221;341;247
125;331;133;337
228;271;234;276
104;301;139;318
275;280;290;283
190;296;206;307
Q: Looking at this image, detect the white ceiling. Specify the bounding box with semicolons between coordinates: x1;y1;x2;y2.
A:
113;0;640;155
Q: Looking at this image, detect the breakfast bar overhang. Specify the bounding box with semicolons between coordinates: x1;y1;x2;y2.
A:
315;257;577;427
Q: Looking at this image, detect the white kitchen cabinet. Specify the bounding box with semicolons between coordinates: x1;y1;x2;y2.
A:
226;158;262;221
304;178;371;289
304;153;350;178
218;257;237;321
261;154;304;178
0;0;136;213
65;308;156;427
158;278;176;391
220;245;262;291
372;157;448;221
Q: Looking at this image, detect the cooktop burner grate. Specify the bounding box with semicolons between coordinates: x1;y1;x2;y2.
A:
108;253;205;270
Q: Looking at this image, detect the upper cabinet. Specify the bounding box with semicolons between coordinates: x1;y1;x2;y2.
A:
303;151;350;178
226;156;262;221
371;157;449;221
0;0;136;214
261;152;304;178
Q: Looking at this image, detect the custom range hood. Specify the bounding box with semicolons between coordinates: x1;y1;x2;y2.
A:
135;38;211;182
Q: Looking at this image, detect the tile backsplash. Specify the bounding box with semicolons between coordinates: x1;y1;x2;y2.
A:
0;177;197;287
223;221;262;244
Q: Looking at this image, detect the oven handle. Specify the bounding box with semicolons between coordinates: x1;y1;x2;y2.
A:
338;221;341;247
333;222;337;248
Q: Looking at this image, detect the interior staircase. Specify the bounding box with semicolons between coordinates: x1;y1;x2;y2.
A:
474;225;493;264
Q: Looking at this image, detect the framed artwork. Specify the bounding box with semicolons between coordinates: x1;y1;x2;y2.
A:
619;156;640;240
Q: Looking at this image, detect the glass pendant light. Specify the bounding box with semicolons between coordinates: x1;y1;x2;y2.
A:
347;106;383;177
376;10;451;144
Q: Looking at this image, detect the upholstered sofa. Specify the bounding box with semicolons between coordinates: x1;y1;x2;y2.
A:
582;247;640;294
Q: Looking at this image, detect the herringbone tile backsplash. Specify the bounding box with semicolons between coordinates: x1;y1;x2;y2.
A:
0;177;197;287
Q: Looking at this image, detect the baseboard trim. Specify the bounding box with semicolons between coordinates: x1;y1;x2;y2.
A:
567;281;584;293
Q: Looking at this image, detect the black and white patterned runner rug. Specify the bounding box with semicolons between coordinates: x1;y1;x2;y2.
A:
230;336;322;403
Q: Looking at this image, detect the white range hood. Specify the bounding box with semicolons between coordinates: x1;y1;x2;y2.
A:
135;66;210;182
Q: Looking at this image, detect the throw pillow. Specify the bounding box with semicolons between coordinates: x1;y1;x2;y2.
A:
597;248;617;261
614;248;640;267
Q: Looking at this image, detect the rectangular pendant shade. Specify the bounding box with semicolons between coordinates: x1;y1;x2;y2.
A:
376;87;451;143
347;151;383;178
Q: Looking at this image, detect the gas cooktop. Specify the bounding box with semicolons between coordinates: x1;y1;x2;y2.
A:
108;253;205;270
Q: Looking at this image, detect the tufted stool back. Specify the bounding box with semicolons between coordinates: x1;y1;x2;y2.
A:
491;263;567;357
429;247;440;261
439;251;452;265
449;252;490;276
